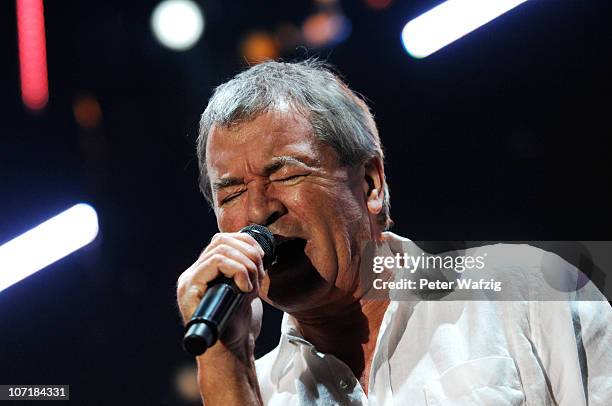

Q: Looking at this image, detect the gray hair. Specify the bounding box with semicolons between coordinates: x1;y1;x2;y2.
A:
197;59;392;229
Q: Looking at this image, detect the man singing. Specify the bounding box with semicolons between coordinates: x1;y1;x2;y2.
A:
177;60;611;405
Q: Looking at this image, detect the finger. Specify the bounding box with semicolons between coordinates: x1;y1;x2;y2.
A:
210;233;265;258
229;232;266;257
228;236;266;287
204;234;265;267
205;244;261;278
193;254;253;293
224;234;268;283
177;252;254;323
201;235;266;288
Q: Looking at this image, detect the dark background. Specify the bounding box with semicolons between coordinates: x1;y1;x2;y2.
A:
0;0;610;403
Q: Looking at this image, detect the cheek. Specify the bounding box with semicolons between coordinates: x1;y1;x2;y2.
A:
290;181;364;227
215;204;247;232
282;185;338;220
330;183;368;222
267;183;313;219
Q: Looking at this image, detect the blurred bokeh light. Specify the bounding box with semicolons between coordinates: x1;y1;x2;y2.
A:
241;31;279;64
174;363;200;403
151;0;205;51
73;94;102;130
302;12;351;48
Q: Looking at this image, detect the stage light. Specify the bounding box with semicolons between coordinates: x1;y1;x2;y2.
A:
16;0;49;110
0;204;99;293
174;364;199;402
302;12;351;48
73;94;102;130
151;0;204;51
241;32;279;64
402;0;529;59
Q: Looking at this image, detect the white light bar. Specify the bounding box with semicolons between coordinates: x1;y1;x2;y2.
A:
0;204;99;292
402;0;529;58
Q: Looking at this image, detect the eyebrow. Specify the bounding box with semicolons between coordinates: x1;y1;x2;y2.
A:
212;155;318;193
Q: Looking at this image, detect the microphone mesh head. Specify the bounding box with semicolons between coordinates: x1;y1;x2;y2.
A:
240;225;276;268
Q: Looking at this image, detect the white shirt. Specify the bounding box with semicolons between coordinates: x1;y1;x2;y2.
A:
255;241;612;405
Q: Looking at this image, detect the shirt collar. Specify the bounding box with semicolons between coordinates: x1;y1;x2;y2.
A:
267;233;418;388
269;312;311;388
268;301;408;389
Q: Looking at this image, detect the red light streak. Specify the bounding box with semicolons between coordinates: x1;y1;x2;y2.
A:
16;0;49;110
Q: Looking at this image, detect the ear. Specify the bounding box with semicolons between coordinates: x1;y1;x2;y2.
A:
361;157;385;217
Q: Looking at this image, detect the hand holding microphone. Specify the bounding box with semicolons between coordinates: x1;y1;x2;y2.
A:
177;225;275;356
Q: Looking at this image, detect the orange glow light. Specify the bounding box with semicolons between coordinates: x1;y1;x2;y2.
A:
303;12;348;48
73;95;102;130
241;32;279;64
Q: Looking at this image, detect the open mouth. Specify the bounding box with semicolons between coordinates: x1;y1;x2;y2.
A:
270;237;309;274
265;236;324;304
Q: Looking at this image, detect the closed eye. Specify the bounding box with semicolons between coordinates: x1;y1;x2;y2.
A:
220;174;307;204
276;174;308;183
220;190;244;205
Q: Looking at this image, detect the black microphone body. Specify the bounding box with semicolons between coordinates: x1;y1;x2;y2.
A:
183;225;275;356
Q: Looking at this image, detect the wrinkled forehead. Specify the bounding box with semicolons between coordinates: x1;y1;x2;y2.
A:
205;109;324;177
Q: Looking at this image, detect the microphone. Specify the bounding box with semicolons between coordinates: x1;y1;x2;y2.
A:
183;225;276;356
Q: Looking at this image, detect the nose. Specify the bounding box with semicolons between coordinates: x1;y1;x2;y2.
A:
246;181;286;227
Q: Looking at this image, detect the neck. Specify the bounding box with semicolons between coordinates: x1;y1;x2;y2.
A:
291;297;390;387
